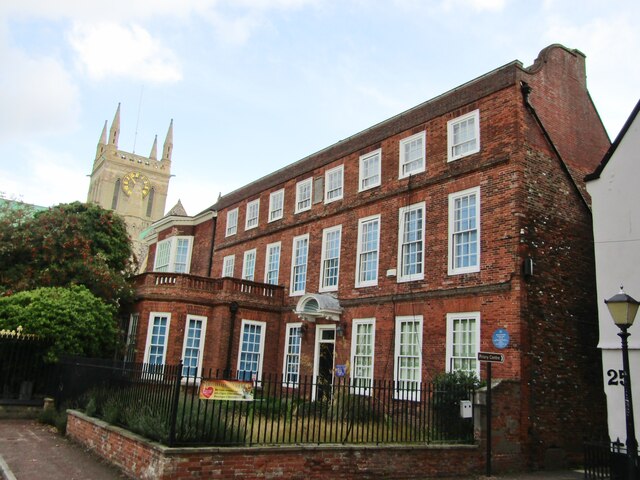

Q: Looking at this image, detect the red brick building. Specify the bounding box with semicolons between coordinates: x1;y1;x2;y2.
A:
129;44;610;467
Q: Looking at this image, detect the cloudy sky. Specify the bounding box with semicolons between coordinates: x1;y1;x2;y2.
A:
1;0;638;215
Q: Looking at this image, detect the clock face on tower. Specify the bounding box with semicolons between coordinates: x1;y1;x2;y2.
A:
122;171;151;197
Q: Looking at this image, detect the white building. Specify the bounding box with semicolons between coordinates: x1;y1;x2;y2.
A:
586;99;640;446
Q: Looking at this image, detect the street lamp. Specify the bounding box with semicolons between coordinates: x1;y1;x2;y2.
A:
605;287;639;480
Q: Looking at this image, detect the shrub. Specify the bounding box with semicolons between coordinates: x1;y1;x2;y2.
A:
433;370;482;389
431;370;479;442
38;404;68;435
0;286;119;362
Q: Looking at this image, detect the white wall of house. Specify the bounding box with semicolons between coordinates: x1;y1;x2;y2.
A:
587;102;640;445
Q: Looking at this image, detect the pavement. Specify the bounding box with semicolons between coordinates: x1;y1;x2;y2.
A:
0;419;129;479
0;418;586;480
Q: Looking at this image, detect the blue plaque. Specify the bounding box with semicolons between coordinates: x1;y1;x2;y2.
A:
335;364;346;377
492;328;510;349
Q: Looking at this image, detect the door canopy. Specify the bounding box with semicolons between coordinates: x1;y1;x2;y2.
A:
294;293;343;322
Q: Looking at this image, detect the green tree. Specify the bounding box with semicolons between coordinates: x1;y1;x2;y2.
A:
0;201;134;304
0;286;119;362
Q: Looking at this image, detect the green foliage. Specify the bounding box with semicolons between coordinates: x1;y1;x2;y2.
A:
0;285;119;361
285;388;380;425
38;405;68;435
80;384;246;445
433;370;482;389
124;403;172;443
332;391;380;423
431;370;478;443
0;201;134;304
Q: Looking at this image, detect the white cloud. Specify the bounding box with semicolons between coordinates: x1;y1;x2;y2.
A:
0;43;80;141
466;0;506;10
0;0;318;19
440;0;507;12
1;0;324;54
68;22;182;83
199;10;263;45
0;0;320;27
229;0;320;9
0;145;88;208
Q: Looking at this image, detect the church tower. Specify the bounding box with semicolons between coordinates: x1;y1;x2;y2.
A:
87;104;173;264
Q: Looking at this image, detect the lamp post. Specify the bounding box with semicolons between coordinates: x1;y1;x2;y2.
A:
605;287;639;480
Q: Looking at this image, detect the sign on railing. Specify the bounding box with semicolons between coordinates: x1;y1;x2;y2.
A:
199;379;254;401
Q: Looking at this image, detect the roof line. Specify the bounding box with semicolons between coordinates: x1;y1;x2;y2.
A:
585;98;640;181
204;58;523;213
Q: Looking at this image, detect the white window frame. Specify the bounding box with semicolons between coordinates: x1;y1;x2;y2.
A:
295;178;313;213
282;322;302;387
264;242;281;285
153;236;193;274
394;315;423;401
173;237;192;274
124;313;139;364
268;189;284;222
222;254;235;277
242;248;257;281
237;319;266;382
398;131;426;179
397;202;425;282
181;315;207;379
446;312;480;377
447;109;480;162
324;165;344;203
143;312;171;370
319;225;342;292
355;214;380;288
350;318;375;396
448;186;481;275
245;199;260;230
226;208;238;237
290;234;309;296
359;149;381;192
154;239;171;272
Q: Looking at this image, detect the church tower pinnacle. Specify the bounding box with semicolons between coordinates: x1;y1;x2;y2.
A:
149;135;158;161
96;120;108;160
162;119;173;162
109;103;121;147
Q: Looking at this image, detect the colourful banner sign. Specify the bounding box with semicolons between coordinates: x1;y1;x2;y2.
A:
199;380;254;401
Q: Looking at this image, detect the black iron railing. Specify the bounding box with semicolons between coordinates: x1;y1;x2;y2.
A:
584;439;640;480
0;329;54;404
56;358;476;448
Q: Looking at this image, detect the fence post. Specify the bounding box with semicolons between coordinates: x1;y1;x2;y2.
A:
168;360;183;447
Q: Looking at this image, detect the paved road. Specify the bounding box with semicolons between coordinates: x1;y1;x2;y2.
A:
0;418;586;480
0;419;129;479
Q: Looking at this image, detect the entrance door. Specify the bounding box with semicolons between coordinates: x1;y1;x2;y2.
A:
314;325;336;401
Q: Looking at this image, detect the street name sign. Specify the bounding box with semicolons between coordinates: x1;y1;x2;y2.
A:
477;351;504;363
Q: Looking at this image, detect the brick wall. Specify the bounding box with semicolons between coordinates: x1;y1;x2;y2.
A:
66;378;536;478
517;137;608;466
211;87;522;299
522;45;610;186
133;300;284;374
279;289;523;383
67;410;486;479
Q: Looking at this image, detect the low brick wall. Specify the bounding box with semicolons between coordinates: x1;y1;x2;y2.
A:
67;410;483;479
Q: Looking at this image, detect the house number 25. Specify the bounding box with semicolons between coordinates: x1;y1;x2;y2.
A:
607;369;626;386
